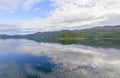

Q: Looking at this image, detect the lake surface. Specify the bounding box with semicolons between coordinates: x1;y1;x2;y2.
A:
0;39;120;78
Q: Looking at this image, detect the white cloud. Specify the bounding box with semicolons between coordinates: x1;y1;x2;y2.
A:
0;0;120;34
48;0;120;25
0;5;9;10
22;0;43;11
0;0;44;11
0;0;20;11
32;7;41;11
16;0;120;33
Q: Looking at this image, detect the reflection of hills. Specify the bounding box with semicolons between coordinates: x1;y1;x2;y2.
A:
0;26;120;48
58;39;120;48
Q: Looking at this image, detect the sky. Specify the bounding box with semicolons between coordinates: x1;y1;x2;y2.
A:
0;0;120;35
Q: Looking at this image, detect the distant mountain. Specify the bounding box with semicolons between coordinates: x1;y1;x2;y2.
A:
0;25;120;48
0;25;120;42
28;25;120;40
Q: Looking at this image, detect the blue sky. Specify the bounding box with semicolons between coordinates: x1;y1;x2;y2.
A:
0;0;120;34
0;0;54;23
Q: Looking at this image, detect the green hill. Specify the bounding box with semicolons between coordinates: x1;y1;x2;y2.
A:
0;25;120;48
0;25;120;40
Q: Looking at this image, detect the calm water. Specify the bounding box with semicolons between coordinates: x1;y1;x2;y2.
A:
0;39;120;78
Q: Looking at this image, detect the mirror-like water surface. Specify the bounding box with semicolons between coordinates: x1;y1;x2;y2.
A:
0;39;120;78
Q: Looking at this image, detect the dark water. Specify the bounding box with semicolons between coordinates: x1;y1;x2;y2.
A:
0;39;120;78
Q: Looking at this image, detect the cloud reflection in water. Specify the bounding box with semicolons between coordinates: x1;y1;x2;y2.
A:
0;39;120;78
